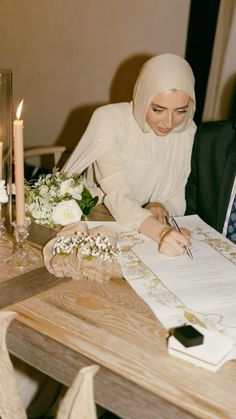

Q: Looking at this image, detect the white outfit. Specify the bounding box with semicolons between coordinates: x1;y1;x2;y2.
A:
92;103;195;229
64;54;196;232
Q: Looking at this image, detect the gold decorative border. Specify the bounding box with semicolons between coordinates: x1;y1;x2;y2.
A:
118;227;236;337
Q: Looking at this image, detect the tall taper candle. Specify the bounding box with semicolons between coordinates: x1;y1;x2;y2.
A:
13;100;25;225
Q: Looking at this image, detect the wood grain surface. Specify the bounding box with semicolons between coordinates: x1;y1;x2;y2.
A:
0;266;71;308
6;278;236;418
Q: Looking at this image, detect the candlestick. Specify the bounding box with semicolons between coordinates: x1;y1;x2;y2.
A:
5;99;41;269
13;99;25;225
4;220;40;270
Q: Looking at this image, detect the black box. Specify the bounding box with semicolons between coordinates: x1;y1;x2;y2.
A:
173;325;204;348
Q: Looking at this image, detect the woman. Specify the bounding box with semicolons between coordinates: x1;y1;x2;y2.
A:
64;53;196;256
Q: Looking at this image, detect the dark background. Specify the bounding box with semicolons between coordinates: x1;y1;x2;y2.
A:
185;0;221;125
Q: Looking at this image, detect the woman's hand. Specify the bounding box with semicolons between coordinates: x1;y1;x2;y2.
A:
145;202;168;223
180;227;191;238
158;227;191;256
138;215;191;257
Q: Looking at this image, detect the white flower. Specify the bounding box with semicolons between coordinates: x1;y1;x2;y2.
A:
70;185;83;200
52;232;119;260
39;184;49;196
59;179;72;195
25;169;98;226
0;180;8;203
52;199;83;225
60;179;83;200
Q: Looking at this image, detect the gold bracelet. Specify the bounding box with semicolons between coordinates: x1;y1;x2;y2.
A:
157;226;173;250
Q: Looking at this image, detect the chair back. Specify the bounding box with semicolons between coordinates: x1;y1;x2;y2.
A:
0;311;27;419
56;365;99;419
0;310;99;418
24;145;66;166
24;145;67;180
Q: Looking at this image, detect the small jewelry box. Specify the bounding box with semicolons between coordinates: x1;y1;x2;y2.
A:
172;324;204;347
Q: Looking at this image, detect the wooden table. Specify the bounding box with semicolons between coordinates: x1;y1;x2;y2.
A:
2;205;236;418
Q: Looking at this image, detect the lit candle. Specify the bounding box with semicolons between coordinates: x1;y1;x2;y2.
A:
0;141;3;180
13;99;25;225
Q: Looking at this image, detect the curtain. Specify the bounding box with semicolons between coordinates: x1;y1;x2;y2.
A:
202;0;236;121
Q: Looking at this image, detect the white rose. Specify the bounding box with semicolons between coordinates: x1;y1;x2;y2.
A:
51;199;83;225
0;180;8;203
60;179;83;200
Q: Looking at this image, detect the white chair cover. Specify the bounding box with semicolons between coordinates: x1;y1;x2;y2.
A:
0;310;99;419
56;365;99;419
0;311;27;419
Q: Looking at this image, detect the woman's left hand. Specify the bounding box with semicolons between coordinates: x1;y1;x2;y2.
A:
145;202;168;223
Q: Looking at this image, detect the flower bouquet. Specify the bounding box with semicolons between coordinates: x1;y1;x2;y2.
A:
43;221;122;283
24;169;98;227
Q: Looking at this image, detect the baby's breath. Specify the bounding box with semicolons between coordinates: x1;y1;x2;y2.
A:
53;235;76;255
53;232;119;262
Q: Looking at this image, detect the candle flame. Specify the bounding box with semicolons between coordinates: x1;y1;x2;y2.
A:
16;99;24;120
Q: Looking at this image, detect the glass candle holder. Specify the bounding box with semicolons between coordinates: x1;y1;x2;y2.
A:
4;219;41;270
0;205;13;263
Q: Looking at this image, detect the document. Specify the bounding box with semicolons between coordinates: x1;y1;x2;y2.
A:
88;216;236;339
115;215;236;341
88;216;236;369
133;233;236;316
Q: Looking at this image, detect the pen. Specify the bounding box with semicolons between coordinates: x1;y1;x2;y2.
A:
170;216;194;261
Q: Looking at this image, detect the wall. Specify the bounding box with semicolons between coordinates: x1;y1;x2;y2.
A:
0;0;190;153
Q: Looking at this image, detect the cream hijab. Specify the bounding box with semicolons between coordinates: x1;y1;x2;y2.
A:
133;53;195;133
64;53;195;176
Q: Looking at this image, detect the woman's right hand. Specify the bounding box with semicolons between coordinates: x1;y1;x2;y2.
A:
158;227;191;256
139;216;191;257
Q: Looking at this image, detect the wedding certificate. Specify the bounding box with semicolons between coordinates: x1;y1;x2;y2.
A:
89;216;236;344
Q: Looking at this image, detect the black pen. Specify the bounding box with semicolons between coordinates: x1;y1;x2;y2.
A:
170;216;194;261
